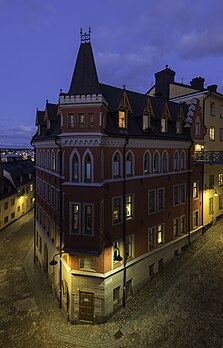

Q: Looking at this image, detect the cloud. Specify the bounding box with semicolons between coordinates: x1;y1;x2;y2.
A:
0;125;36;147
178;30;223;59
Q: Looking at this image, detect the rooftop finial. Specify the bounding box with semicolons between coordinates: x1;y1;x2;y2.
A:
80;27;91;43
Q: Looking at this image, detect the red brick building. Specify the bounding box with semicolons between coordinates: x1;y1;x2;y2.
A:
33;30;204;323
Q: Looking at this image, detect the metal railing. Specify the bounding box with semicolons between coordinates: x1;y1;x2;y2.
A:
193;151;223;164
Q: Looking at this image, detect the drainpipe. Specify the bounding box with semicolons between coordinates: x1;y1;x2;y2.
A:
55;136;63;309
201;92;211;231
123;135;129;309
188;142;192;246
30;139;36;263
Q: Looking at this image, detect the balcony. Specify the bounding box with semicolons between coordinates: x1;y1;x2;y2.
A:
193;151;223;164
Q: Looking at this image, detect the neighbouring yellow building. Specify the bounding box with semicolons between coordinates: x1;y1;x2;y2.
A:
149;69;223;227
0;159;35;230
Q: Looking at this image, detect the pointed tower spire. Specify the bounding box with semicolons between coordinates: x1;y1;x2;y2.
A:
68;28;100;95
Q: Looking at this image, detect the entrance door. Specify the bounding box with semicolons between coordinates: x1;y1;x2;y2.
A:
79;291;94;323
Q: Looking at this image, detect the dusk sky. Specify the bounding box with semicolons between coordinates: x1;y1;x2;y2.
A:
1;0;223;147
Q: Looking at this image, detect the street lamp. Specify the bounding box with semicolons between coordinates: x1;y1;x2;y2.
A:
49;251;69;309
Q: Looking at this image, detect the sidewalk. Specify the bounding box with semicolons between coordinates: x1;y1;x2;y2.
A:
23;219;223;348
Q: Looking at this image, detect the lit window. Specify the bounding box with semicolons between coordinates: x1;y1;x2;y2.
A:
119;111;127;128
144;151;151;175
193;182;199;199
113;152;121;177
210;102;215;116
72;204;80;234
161;118;167;132
69;113;74;127
30;184;33;192
78;113;84;128
126;194;133;220
113;198;122;224
84;205;93;236
209;126;215;140
219;174;223;186
157;224;164;245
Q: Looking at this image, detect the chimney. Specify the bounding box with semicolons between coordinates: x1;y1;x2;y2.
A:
207;84;217;93
190;77;205;90
155;65;175;100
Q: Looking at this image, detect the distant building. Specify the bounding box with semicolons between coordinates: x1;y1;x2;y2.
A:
32;30;205;323
0;159;35;230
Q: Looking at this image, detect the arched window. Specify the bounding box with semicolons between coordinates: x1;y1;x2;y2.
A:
173;151;179;171
113;151;121;178
126;151;134;176
83;151;94;182
72;154;79;181
162;151;168;172
153;151;160;173
180;151;186;170
143;151;151;175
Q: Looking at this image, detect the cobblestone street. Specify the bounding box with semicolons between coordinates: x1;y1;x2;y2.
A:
0;211;223;347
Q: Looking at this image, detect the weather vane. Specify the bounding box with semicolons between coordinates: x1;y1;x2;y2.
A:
80;27;91;43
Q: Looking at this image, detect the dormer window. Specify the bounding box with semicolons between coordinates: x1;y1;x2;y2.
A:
161;117;167;132
143;115;150;130
119;111;127;128
88;113;94;128
78;113;84;128
69;113;74;128
176;119;182;134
